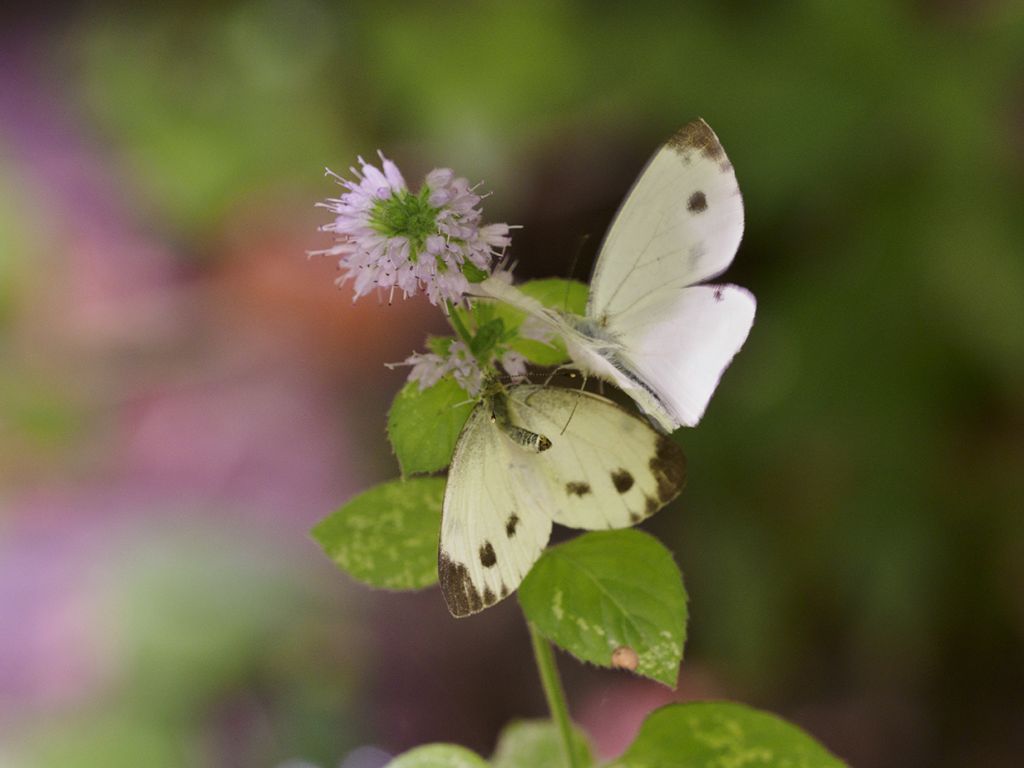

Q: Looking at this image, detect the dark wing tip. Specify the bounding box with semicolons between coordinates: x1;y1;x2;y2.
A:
438;551;484;618
667;119;725;162
439;550;505;617
649;435;688;505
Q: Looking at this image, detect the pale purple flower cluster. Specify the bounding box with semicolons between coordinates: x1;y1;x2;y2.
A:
398;341;527;397
402;341;484;395
313;154;511;306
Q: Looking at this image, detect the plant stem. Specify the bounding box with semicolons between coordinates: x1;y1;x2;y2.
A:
445;300;474;347
529;622;580;768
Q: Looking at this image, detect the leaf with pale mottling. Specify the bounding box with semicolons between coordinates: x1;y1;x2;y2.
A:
518;530;686;687
312;477;444;590
608;702;847;768
386;743;489;768
491;720;593;768
388;378;475;476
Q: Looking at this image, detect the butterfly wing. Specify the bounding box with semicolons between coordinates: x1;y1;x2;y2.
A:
611;284;756;428
580;119;753;430
439;400;554;618
505;385;686;530
587;119;745;323
439;385;687;617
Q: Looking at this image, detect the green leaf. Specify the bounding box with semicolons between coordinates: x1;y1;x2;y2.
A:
507;335;566;367
311;477;444;590
491;720;593;768
388;378;475;476
386;743;489;768
518;278;588;315
426;336;454;355
518;530;687;687
504;279;590;366
470;317;507;357
463;262;490;283
457;278;589;367
607;702;847;768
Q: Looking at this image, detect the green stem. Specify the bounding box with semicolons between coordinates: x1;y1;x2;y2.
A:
529;622;580;768
445;300;474;347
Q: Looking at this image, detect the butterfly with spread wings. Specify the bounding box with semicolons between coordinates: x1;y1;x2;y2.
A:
439;383;686;617
475;119;756;432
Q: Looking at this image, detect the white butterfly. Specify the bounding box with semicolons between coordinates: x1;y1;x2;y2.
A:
475;119;756;432
439;383;686;617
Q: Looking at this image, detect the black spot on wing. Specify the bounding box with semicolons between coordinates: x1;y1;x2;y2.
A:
611;468;634;494
566;481;591;497
479;540;497;568
687;191;707;213
483;586;496;606
438;553;484;618
650;435;687;503
713;287;724;302
505;514;520;538
645;495;659;515
629;511;642;523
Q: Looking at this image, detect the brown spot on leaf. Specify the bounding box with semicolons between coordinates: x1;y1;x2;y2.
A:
650;435;687;503
506;514;520;538
479;540;497;568
687;191;707;213
611;468;635;494
566;481;592;497
439;553;484;617
611;645;639;671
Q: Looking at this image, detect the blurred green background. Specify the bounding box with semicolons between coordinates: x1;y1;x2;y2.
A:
1;2;1022;767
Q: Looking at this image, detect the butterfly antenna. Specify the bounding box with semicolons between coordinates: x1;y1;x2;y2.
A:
559;387;586;436
563;233;591;310
556;371;588;436
542;364;575;388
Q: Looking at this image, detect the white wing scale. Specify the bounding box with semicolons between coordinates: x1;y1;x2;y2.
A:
610;284;756;428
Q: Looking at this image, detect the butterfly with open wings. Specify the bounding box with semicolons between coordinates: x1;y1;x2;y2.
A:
474;119;756;432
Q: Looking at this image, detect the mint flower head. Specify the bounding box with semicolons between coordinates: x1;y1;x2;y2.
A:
313;153;511;305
